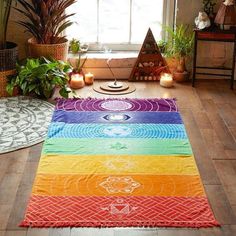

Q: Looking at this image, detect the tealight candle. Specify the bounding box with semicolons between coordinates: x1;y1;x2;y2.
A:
85;72;94;85
69;73;85;89
160;73;174;88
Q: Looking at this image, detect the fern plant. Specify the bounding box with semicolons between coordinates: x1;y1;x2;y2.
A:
0;0;13;49
15;0;76;44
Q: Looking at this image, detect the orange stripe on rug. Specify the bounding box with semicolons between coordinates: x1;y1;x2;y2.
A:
32;174;205;197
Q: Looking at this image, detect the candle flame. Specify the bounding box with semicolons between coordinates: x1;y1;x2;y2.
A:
161;73;173;81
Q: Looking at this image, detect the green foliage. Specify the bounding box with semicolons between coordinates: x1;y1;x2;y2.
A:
0;0;13;49
71;54;87;73
164;24;194;59
6;57;72;99
157;39;168;54
15;0;77;44
70;38;81;54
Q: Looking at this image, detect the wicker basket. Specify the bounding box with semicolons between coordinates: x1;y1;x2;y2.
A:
0;42;18;71
0;69;18;97
28;38;69;61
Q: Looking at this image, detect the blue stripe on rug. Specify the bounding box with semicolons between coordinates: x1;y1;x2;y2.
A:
48;123;187;139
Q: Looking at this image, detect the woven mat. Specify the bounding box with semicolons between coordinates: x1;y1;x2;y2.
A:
0;96;54;154
20;98;219;228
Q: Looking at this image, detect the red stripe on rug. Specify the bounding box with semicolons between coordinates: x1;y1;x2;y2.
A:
20;195;219;228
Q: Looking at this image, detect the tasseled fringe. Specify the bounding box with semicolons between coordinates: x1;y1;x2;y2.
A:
20;220;220;228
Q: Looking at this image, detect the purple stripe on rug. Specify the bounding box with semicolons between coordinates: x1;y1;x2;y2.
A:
55;98;178;112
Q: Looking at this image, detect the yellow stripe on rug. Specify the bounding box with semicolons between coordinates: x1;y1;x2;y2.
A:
37;154;199;175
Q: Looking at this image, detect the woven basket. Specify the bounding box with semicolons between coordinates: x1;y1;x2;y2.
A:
28;38;69;61
0;69;18;97
0;42;18;71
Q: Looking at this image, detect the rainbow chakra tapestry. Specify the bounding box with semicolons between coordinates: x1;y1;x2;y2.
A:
21;98;219;228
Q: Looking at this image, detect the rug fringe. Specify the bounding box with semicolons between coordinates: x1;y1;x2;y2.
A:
54;97;177;102
20;220;220;228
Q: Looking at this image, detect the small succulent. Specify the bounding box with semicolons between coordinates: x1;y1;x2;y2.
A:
70;38;81;54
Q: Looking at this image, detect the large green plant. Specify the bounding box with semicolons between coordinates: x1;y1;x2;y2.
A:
165;24;194;58
7;57;72;98
164;24;194;72
0;0;13;49
15;0;76;44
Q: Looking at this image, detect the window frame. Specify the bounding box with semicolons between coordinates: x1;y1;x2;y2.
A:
69;0;176;51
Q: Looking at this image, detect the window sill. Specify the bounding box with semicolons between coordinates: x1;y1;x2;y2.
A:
68;51;139;59
68;51;138;80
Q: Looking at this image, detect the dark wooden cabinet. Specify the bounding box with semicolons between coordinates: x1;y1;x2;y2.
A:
192;28;236;89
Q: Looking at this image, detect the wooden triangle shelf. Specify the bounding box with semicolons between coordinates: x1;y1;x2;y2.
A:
129;28;169;81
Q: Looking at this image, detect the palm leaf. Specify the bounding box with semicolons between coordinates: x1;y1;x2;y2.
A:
16;0;76;44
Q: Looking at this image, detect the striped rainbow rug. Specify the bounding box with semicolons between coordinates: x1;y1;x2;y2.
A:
20;98;219;228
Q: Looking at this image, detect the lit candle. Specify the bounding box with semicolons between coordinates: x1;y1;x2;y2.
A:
69;73;85;89
160;73;174;88
85;72;94;85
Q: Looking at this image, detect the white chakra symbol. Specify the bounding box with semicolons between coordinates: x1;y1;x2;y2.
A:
104;158;134;171
99;176;140;194
103;126;132;137
101;101;132;111
101;198;138;215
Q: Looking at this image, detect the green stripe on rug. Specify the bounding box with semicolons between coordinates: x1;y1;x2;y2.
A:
42;138;193;156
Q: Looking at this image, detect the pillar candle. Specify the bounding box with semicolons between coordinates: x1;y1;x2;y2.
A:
85;72;94;85
160;73;174;88
69;74;85;89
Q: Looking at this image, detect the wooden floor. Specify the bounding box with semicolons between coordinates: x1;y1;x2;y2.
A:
1;80;236;236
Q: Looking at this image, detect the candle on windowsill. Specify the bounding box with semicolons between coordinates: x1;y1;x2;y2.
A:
69;73;85;89
160;73;174;88
85;72;94;85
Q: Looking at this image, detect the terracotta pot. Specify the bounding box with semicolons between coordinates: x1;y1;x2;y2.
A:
173;71;190;82
176;57;187;73
165;57;178;74
28;38;69;61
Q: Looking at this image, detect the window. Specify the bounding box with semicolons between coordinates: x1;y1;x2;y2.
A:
67;0;175;50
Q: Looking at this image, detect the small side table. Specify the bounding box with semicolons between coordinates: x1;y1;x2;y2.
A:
192;29;236;89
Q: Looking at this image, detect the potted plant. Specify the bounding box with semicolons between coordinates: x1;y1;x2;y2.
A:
15;0;76;61
165;24;194;82
6;57;73;99
69;38;81;54
0;0;18;97
157;39;168;54
68;55;87;89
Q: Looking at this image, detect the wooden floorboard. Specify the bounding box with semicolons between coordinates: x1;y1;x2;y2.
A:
0;80;236;235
